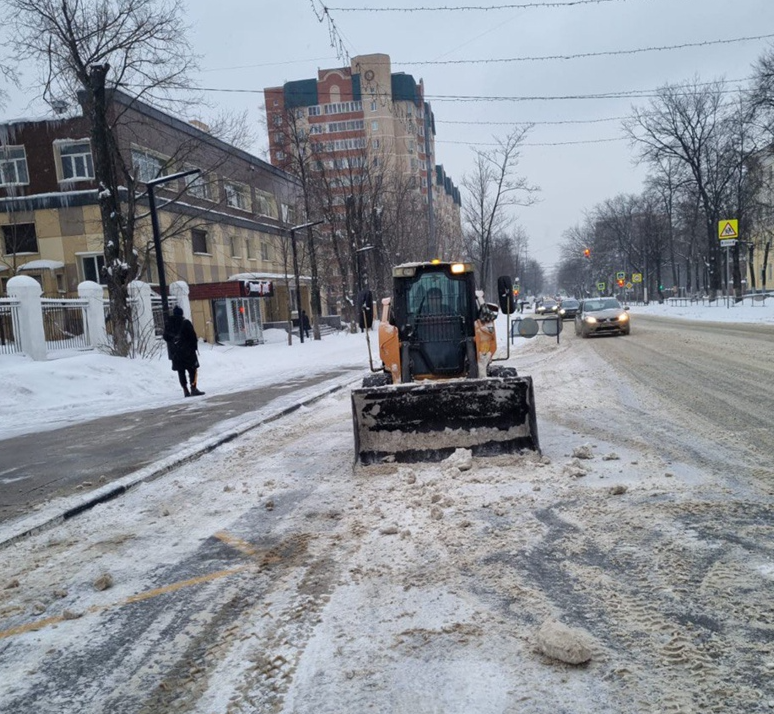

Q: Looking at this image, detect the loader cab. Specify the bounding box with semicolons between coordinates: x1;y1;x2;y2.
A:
392;262;479;379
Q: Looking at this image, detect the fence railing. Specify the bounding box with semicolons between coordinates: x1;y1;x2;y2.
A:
0;298;22;355
4;278;191;361
41;298;91;352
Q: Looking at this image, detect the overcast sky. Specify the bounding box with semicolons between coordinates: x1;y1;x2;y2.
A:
3;0;773;273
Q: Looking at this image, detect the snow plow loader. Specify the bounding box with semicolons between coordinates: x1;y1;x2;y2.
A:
352;261;539;465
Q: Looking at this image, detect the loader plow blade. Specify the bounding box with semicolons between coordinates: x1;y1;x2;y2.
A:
352;377;539;465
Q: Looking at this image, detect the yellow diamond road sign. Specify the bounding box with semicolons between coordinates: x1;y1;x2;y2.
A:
632;273;642;283
718;219;738;239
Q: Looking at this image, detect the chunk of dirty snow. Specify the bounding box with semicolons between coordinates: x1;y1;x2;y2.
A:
572;444;594;460
445;448;473;471
609;484;628;495
379;525;399;535
537;619;593;664
602;452;620;461
93;573;113;591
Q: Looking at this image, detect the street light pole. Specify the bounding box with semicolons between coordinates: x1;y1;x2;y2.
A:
289;219;323;343
145;168;201;321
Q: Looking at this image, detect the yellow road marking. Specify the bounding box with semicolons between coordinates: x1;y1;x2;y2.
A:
0;531;261;641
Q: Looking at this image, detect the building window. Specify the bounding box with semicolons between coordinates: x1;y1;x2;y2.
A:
410;158;418;170
371;120;379;131
372;139;380;150
57;140;94;181
81;253;106;284
261;242;272;261
276;151;285;160
230;235;240;258
308;105;321;117
0;146;29;186
131;148;167;183
2;223;38;254
185;170;213;201
372;157;380;168
273;114;283;126
370;100;377;112
224;182;251;211
309;125;324;135
246;238;255;259
191;228;208;254
255;190;277;218
408;140;415;154
421;176;428;188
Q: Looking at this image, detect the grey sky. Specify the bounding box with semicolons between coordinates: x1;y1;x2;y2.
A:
3;0;773;271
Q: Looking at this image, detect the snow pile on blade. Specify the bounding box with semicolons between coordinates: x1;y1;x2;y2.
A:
351;377;539;465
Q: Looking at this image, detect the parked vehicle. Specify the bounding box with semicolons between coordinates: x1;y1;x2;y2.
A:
558;298;580;320
575;298;630;337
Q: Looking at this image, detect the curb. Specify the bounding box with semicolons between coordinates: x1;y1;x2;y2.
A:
0;375;358;551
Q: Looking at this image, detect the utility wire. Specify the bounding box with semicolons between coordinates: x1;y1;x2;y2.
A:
437;116;627;125
399;32;774;65
437;136;626;146
327;0;628;11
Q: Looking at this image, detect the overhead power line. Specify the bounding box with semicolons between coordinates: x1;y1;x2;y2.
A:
437;137;626;146
194;83;753;103
399;32;774;65
327;0;627;11
437;116;627;125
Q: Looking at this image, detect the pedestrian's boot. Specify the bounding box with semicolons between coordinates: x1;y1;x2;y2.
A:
190;387;205;396
183;386;191;397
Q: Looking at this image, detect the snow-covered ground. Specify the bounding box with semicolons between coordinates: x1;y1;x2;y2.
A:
1;300;772;713
1;300;771;442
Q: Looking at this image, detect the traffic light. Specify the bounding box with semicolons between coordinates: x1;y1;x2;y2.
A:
583;248;591;258
617;279;624;287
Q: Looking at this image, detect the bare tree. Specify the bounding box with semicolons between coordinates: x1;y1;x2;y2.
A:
461;128;539;295
9;0;197;355
624;78;758;297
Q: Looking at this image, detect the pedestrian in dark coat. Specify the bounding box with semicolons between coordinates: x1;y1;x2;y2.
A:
301;309;311;339
163;306;205;397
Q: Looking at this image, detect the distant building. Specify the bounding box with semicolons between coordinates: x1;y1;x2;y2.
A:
264;53;462;263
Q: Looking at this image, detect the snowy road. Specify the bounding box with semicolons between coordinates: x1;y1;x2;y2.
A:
1;316;773;713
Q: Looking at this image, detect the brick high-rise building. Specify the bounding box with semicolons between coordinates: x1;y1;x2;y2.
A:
264;53;462;301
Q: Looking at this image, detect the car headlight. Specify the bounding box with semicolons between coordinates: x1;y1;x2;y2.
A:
584;316;598;324
618;313;629;321
559;309;566;315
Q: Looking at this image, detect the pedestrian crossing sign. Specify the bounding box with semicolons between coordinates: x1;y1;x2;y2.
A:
718;219;738;239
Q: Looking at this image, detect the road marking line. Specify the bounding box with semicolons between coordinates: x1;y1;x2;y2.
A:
0;532;260;641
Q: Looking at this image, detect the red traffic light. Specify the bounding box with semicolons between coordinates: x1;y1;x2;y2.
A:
583;248;591;258
617;279;624;287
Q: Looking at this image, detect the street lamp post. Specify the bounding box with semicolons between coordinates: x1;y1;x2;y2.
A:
146;168;201;321
289;219;323;343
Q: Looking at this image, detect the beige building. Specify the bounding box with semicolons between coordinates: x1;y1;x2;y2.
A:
0;91;314;343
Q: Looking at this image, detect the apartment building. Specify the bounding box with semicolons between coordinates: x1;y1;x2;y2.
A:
0;90;309;343
263;53;462;266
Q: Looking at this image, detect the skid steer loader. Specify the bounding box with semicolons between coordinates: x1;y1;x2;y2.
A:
352;261;539;464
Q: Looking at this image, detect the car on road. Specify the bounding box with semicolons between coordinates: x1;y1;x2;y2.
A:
558;298;580;320
535;299;558;315
575;297;630;337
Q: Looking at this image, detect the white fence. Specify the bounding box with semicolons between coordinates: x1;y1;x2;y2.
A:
3;277;191;361
0;297;22;355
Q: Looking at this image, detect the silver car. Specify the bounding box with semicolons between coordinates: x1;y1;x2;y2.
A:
575;297;631;337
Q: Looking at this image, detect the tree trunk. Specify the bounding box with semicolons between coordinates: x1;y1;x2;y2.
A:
89;64;132;356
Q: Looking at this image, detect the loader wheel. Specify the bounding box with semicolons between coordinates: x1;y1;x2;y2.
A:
487;365;518;378
362;372;392;388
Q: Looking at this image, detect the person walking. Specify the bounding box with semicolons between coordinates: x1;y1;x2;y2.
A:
163;306;205;397
301;309;311;339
